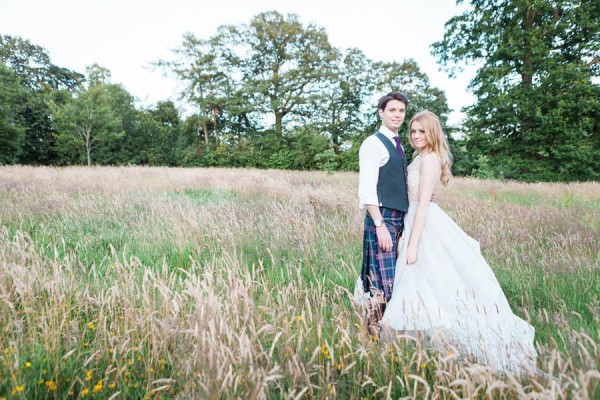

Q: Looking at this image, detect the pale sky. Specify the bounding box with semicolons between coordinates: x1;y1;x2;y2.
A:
0;0;477;125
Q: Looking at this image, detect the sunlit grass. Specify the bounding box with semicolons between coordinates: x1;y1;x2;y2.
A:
0;165;598;399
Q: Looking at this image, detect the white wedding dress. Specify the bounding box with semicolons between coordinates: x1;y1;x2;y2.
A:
377;155;537;373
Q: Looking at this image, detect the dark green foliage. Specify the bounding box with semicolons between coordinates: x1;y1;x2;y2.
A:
3;14;458;177
0;64;26;163
433;0;600;181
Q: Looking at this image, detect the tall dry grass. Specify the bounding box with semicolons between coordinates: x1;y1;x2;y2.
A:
0;165;598;399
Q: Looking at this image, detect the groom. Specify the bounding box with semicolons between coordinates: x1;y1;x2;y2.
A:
358;91;410;336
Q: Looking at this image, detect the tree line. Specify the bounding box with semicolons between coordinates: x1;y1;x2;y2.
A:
1;1;598;181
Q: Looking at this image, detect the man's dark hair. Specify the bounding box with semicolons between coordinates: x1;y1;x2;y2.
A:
377;91;409;111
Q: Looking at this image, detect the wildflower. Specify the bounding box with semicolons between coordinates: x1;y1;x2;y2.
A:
25;362;31;368
87;322;95;331
320;345;331;360
16;385;25;392
81;388;89;397
108;382;116;389
297;316;302;321
93;380;103;392
45;380;58;391
83;342;89;347
85;370;92;381
38;378;45;385
421;362;427;369
42;369;47;374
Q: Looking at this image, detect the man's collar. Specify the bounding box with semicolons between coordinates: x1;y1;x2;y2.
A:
379;125;398;139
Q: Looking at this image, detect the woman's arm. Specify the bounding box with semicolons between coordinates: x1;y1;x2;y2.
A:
405;154;440;264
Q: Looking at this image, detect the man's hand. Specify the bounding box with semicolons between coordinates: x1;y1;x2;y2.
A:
376;225;393;253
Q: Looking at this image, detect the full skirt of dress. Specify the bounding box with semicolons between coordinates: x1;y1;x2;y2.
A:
378;202;537;374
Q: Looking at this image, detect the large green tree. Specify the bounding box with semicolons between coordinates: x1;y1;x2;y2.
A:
0;35;85;165
50;81;124;166
433;0;600;181
155;35;233;149
0;64;26;163
208;11;339;136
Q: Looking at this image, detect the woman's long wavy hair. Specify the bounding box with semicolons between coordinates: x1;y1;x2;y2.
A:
409;110;453;186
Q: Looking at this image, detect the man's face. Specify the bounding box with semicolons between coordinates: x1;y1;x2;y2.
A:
378;99;406;132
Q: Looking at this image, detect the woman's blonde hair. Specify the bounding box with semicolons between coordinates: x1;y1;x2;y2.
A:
409;110;453;185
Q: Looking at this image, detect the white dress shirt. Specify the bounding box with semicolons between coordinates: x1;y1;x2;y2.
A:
358;125;405;209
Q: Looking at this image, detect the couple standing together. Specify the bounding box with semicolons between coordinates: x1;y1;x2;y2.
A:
357;91;536;373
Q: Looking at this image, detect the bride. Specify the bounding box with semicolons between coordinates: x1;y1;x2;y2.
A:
377;110;537;374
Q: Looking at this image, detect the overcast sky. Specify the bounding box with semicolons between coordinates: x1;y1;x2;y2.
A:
0;0;477;125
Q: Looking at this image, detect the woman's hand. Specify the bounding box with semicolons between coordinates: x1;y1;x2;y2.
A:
405;242;418;264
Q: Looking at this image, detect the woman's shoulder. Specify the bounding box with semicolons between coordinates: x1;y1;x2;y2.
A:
420;152;441;164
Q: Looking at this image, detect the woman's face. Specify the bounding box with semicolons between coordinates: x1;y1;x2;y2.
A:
410;120;428;152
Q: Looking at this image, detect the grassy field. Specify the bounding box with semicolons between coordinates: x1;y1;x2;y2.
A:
0;165;598;399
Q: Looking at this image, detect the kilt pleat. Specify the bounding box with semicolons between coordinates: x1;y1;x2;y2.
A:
361;207;405;301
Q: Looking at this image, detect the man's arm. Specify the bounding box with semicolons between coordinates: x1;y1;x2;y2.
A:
359;137;393;252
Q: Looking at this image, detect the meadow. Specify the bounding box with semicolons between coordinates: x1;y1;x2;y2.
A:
0;165;598;399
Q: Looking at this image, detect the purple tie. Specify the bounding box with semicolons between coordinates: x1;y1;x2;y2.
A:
393;136;404;159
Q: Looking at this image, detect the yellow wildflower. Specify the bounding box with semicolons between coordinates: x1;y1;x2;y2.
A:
87;322;95;330
85;370;92;381
81;388;89;397
16;385;25;392
108;382;116;389
45;380;58;391
421;362;427;369
93;380;103;392
297;316;302;321
25;362;31;368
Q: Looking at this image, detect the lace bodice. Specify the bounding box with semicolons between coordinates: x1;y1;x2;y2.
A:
407;154;441;202
407;155;422;202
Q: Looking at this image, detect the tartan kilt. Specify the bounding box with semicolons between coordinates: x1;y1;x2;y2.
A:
361;207;405;302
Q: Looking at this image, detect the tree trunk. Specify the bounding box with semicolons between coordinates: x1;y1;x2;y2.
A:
212;106;219;145
275;112;283;136
203;121;209;146
85;128;92;166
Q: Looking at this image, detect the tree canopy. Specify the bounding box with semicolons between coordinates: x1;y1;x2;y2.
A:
1;6;597;182
433;0;600;181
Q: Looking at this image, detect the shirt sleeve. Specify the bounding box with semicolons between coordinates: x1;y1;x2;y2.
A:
358;136;383;209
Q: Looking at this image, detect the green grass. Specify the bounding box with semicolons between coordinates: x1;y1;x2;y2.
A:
0;166;598;399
